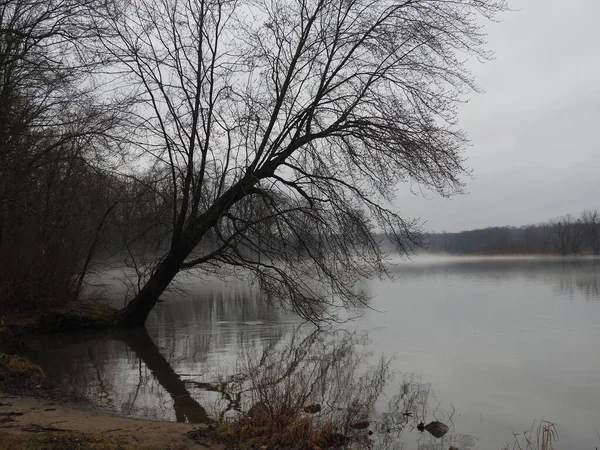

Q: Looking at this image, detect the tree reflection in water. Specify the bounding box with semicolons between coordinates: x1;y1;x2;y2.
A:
557;273;600;300
389;257;600;302
117;328;210;423
28;324;476;449
233;329;388;425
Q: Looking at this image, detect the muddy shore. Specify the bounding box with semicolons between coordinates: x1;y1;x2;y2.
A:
0;392;221;450
0;303;222;450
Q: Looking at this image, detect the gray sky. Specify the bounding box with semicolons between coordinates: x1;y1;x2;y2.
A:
398;0;600;233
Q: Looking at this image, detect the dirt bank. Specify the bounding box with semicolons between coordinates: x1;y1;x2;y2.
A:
0;393;222;450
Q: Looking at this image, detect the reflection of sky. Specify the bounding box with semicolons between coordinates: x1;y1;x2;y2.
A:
27;257;600;449
387;255;600;301
28;280;303;422
365;256;600;449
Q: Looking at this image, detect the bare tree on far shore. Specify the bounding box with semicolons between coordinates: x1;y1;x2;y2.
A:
581;209;600;256
552;215;582;256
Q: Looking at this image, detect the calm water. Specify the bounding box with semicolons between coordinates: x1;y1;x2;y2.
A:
27;256;600;449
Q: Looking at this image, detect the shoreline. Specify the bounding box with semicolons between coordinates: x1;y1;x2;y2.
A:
0;391;220;450
0;317;221;450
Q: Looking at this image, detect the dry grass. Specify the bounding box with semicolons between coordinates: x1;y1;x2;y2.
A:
0;300;118;335
0;353;46;382
208;412;354;449
211;414;325;449
503;420;558;450
195;329;389;449
37;300;119;331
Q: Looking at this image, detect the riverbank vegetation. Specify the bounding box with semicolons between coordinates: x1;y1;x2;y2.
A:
0;353;45;385
198;330;390;449
502;420;558;450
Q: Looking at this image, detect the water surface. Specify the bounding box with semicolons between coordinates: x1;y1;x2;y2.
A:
28;256;600;449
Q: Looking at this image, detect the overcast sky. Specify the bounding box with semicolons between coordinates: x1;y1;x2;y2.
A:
397;0;600;233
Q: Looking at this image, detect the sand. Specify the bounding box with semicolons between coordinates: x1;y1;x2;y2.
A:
0;392;222;449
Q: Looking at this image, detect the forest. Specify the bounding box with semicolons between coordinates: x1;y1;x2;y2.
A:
426;210;600;255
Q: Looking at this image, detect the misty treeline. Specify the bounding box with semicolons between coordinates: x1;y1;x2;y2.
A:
426;210;600;256
0;0;507;324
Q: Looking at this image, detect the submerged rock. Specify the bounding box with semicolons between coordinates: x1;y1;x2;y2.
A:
303;403;322;414
417;421;449;438
349;420;370;430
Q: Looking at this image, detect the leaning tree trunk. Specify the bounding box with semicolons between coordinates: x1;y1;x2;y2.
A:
117;177;259;327
117;244;192;327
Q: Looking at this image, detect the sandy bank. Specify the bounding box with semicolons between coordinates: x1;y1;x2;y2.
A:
0;392;221;449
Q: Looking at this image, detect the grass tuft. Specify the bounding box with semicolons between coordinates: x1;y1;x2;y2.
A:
188;329;389;449
0;353;46;382
503;420;558;450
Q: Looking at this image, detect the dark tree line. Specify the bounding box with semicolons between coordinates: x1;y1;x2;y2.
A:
0;0;127;311
427;209;600;256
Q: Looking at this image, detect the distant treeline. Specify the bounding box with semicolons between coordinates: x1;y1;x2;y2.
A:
426;210;600;255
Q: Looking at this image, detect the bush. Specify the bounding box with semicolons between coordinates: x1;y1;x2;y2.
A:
0;353;46;382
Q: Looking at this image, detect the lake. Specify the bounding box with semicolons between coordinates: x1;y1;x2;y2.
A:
27;256;600;449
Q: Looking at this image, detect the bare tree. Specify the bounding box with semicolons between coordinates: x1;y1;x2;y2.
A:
581;209;600;256
552;216;571;256
552;214;584;256
570;217;585;255
96;0;507;326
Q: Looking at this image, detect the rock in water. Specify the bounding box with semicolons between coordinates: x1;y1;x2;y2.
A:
349;420;370;430
423;421;449;438
303;404;322;414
